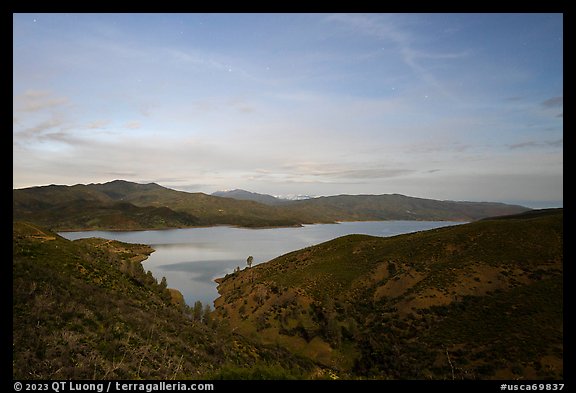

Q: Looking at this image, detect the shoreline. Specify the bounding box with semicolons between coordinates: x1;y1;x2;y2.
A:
55;222;308;233
51;217;473;233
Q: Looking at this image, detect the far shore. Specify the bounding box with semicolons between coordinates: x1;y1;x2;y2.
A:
53;217;475;233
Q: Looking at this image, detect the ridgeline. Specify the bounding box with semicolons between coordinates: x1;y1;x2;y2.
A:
13;180;530;231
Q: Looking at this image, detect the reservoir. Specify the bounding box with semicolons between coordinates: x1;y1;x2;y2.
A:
60;221;463;306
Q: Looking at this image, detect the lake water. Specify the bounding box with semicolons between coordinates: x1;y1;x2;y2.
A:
60;221;463;307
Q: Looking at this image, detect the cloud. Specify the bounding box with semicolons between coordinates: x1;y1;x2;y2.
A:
22;135;235;188
15;117;66;139
22;90;49;98
166;48;229;72
123;121;141;129
326;13;465;100
404;141;471;154
541;96;563;108
84;120;110;129
164;47;255;80
229;99;254;113
508;139;563;150
15;90;69;112
104;171;139;179
315;168;414;179
139;177;195;185
188;98;256;115
171;184;216;193
275;162;416;183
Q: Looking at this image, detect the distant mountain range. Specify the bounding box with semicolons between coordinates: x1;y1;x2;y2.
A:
212;189;313;204
212;189;289;205
13;180;531;231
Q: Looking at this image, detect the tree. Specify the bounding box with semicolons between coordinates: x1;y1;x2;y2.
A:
203;303;212;325
193;301;203;322
246;256;254;269
325;315;342;348
159;276;168;290
387;261;397;277
146;271;156;286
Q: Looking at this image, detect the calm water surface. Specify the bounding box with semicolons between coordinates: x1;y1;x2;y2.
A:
60;221;463;306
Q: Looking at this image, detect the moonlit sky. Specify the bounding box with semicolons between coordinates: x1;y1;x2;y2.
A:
13;13;563;207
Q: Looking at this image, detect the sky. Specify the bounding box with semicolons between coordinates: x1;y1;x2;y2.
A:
13;13;563;207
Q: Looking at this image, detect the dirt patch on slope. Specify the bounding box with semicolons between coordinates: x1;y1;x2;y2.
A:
373;270;424;301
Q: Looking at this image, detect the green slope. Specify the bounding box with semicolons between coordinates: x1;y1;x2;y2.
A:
13;199;200;231
281;193;531;221
13;180;310;230
12;222;315;379
213;209;563;379
212;189;287;205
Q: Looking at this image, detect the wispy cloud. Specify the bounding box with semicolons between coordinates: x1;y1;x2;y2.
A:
84;120;110;129
541;96;563;108
164;47;256;81
404;140;472;154
14;90;69;112
508;139;563;150
326;13;466;100
278;161;415;182
123;121;141;129
188;97;256;115
321;168;415;179
15;116;66;140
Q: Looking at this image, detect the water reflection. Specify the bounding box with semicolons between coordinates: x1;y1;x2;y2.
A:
60;221;463;306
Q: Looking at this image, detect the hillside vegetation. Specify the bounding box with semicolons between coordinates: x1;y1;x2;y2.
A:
283;193;531;221
214;209;563;379
12;222;315;379
13;180;530;231
12;209;562;379
212;189;288;205
13;181;307;230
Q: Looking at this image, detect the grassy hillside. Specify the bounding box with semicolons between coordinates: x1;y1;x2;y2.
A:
13;199;200;231
281;194;531;222
212;189;287;205
13;180;530;231
12;222;315;379
213;209;563;379
13;181;312;230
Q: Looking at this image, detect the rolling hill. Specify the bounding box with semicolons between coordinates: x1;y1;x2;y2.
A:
212;189;287;205
13;180;531;231
213;209;563;379
281;193;531;222
12;221;316;379
13;180;310;230
212;189;532;221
